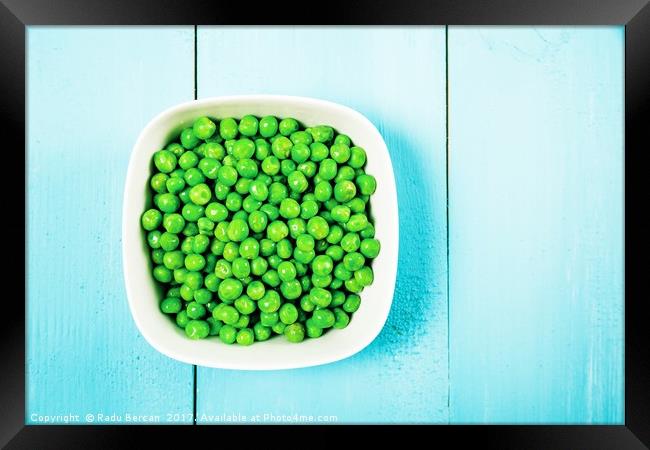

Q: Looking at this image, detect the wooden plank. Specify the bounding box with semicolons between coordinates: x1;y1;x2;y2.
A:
196;27;448;423
26;26;195;424
448;27;624;423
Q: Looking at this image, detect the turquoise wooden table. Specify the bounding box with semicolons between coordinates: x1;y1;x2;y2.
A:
26;26;623;424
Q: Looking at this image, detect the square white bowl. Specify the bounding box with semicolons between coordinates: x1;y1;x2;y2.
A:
123;95;398;370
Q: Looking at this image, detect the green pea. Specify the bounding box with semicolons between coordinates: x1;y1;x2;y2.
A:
253;322;272;341
345;277;363;293
336;165;356;183
311;273;332;288
267;220;289;242
162;251;183;270
260;238;276;256
231;257;251;279
206;317;223;336
184;167;206;187
271;322;286;335
254;139;270;160
347;213;369;232
214;259;232;279
259;116;278;138
333;180;357;203
360;238;381;259
237;115;258;137
151;249;165;265
299;200;318;220
260;204;280;221
290;130;313;145
295;163;314;181
343;294;361;313
233;138;255;160
155;193;179;214
267;254;282;269
166;176;186;195
349;146;367;168
218;278;243;302
300;295;316;313
290;142;311;163
184;254;205;271
305;319;323;338
214;182;230;200
281;322;303;343
277;261;297;282
219;118;239;140
185;272;203;290
217;165;238;187
222;242;240;262
280;280;302;300
226;219;249;242
311;308;335;328
356;174;377;195
160;297;182;314
204;273;220;292
332;308;350;329
354;266;374;287
277;117;298;136
331;205;351;223
281;159;297;177
279;198;300;219
158;232;178;251
308;126;334;143
268;182;288;205
180;127;200;149
318;159;338;181
270;135;292;159
309;287;332;308
249;180;269;201
234;295;257;315
176;310;190;328
198;157;220;179
141;209;162;231
202;203;226;223
293;247;315;264
331;290;346;307
179;151;199;170
225;192;243;212
185;301;206;320
150;173;169;193
235;328;255;346
258;290;281;314
260;311;279;327
214;304;240;325
325;245;344;262
341;233;360;253
167;142;185;157
311;255;334;277
250;257;268;277
330;143;351;164
307;216;329;240
187;183;211;206
204;142;226;160
261;156;281;175
147;230;162;249
278;303;299;325
154;150;177;173
313;181;332;202
219;324;237;344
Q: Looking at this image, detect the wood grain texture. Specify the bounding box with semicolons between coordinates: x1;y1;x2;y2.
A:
447;27;624;423
195;27;448;423
26;27;195;424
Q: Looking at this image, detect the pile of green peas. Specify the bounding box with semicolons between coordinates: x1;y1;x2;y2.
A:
141;114;380;345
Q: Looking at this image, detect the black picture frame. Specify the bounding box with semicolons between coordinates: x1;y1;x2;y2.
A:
5;0;646;447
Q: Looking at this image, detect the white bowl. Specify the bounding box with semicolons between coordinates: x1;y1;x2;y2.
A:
123;95;398;370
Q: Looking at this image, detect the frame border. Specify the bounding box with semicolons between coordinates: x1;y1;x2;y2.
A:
6;0;646;447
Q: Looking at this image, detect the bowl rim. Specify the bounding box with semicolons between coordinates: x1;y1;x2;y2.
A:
123;94;399;370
